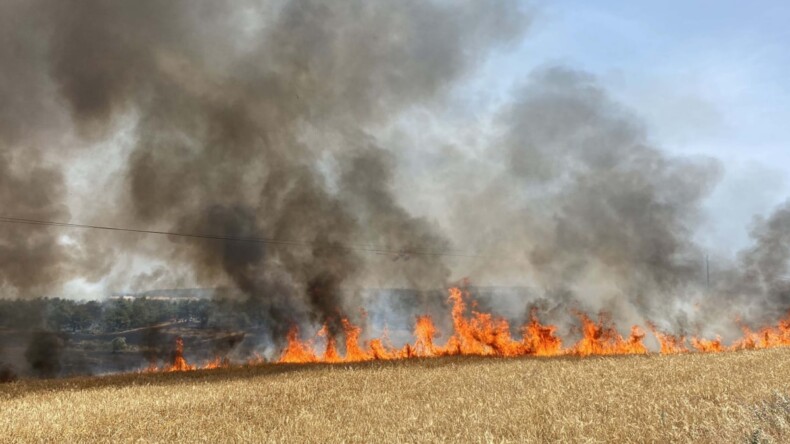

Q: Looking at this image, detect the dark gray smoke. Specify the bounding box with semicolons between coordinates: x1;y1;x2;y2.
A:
704;202;790;329
502;68;722;327
0;1;74;296
433;67;723;332
0;153;71;296
2;0;790;364
740;203;790;309
25;331;65;378
0;0;527;345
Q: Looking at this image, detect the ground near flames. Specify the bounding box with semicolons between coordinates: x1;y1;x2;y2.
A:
2;350;790;443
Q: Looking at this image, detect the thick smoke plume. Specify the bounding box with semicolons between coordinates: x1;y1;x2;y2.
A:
0;0;789;375
0;0;526;342
447;68;723;332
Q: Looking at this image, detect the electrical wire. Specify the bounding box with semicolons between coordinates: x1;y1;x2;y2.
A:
0;215;482;258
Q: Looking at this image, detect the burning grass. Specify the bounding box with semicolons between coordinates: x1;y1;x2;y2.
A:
273;287;790;365
135;286;790;375
2;349;790;442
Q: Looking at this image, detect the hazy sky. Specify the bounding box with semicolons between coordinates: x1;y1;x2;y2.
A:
476;1;790;255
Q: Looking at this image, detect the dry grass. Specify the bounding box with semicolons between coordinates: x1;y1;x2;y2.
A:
2;350;790;443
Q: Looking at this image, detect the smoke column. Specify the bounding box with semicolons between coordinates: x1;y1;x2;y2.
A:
0;0;788;362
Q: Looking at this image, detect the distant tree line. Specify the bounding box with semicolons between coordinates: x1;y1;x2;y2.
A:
0;298;213;333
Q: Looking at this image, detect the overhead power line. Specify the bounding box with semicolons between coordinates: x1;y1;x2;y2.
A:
0;215;481;259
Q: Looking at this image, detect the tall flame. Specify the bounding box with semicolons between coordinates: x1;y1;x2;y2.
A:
144;287;790;372
277;287;790;364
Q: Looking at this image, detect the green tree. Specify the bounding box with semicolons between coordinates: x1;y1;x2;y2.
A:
46;299;74;332
69;304;94;332
130;298;153;327
103;299;132;332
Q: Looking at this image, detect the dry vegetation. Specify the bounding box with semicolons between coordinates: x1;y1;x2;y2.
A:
2;350;790;443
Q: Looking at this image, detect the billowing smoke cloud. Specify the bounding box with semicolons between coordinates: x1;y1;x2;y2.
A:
2;0;790;370
0;0;527;341
0;1;67;298
499;68;721;328
709;202;790;327
423;67;723;333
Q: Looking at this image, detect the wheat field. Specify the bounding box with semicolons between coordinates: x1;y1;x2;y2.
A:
2;350;790;443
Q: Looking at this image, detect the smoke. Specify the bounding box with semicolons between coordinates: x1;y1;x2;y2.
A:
498;68;721;327
0;0;528;350
741;203;790;303
707;202;790;326
0;153;71;296
25;331;66;378
408;67;723;334
1;0;790;369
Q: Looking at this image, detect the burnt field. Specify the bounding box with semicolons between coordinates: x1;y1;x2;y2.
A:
0;323;248;377
2;349;790;443
4;286;790;379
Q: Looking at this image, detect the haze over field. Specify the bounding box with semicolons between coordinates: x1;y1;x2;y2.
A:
1;0;789;353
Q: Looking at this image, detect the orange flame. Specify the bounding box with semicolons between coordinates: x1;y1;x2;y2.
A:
165;337;195;371
522;308;563;356
412;315;439;357
143;287;790;372
276;287;790;364
647;323;689;355
571;314;647;356
280;326;318;363
142;337;238;373
690;336;724;353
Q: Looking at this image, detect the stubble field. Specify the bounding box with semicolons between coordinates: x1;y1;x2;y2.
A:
2;349;790;443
